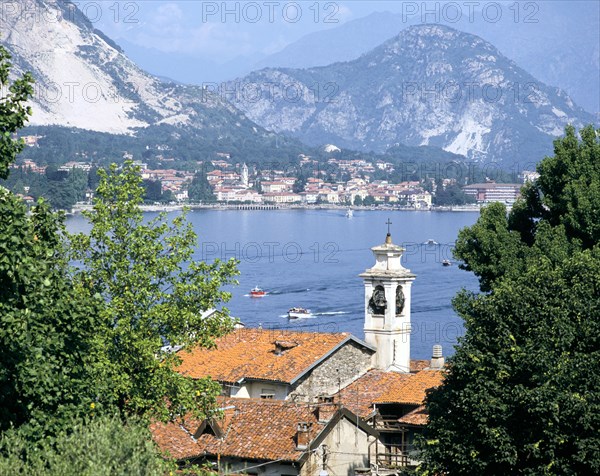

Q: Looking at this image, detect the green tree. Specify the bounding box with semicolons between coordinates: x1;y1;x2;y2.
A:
188;171;215;202
0;414;172;475
363;195;376;206
0;46;33;178
0;46;103;437
421;246;600;475
143;178;163;202
420;126;600;475
453;125;599;291
0;194;104;436
69;162;239;420
353;195;363;206
433;181;475;206
292;174;306;193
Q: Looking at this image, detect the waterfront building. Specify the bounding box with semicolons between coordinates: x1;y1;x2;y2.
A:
462;182;522;204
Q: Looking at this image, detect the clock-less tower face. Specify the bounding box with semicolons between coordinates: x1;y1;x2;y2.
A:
360;231;416;372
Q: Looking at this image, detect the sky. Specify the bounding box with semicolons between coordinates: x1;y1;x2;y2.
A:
88;1;600;113
94;1;597;61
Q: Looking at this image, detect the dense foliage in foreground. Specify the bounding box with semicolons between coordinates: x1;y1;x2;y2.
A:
420;125;600;475
0;46;237;473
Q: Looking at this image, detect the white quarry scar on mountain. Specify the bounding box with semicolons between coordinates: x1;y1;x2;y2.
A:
0;0;195;134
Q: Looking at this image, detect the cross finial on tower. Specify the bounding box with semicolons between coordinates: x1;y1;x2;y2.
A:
385;218;392;244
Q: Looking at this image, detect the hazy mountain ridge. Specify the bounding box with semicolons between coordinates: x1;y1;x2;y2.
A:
255;7;600;116
228;25;595;164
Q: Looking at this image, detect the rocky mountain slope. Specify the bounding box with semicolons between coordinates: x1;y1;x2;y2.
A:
229;25;595;164
255;6;600;116
0;0;269;142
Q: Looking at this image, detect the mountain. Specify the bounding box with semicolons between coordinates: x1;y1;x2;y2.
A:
0;0;277;146
255;5;600;115
228;25;595;164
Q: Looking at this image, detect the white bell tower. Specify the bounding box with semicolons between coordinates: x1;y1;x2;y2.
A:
360;224;415;372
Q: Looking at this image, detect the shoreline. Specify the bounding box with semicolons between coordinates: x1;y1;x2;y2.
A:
71;203;484;214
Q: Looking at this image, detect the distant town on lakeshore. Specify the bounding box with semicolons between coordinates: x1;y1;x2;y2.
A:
6;134;536;212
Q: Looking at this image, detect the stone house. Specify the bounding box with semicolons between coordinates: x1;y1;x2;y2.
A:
151;397;379;476
177;329;375;402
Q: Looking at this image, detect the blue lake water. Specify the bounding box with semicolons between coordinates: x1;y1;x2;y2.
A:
66;209;480;359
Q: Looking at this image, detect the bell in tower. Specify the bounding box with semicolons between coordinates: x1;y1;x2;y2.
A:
359;221;415;372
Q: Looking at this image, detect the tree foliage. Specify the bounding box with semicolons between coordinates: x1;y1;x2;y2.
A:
433;182;476;206
0;415;171;476
453;125;600;291
0;46;34;179
0;48;237;471
69;161;239;419
188;171;216;202
0;46;102;438
0;193;103;436
420;125;600;475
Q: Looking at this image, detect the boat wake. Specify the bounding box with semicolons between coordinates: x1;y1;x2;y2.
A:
278;311;349;318
313;311;349;316
268;288;310;295
278;314;316;319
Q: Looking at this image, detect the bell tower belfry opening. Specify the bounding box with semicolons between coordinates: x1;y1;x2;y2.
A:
359;221;415;372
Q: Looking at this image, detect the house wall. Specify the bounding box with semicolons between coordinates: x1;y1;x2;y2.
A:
218;417;374;476
290;342;373;402
220;458;299;476
301;417;373;476
245;381;289;400
227;382;289;400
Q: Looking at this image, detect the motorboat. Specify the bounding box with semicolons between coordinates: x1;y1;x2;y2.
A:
442;260;452;267
288;307;311;319
250;286;267;297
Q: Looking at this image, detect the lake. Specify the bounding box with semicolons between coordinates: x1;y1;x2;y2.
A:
66;209;480;359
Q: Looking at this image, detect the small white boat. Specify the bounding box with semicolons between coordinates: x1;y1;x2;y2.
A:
424;239;439;245
288;307;311;319
442;259;452;267
346;209;354;218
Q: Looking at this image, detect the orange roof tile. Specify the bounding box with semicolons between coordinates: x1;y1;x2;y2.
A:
410;359;431;372
398;405;428;426
151;397;329;462
177;328;369;384
332;361;432;418
333;370;413;419
375;370;445;405
150;420;203;460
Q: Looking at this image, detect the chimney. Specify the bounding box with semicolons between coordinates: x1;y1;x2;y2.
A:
430;345;444;369
316;403;337;423
296;422;311;450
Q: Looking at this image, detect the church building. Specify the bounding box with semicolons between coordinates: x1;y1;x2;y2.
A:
152;231;446;475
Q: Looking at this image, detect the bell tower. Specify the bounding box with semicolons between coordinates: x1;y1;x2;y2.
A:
359;222;415;372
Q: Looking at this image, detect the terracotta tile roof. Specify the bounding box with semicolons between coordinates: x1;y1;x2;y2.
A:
375;370;445;405
151;397;328;462
150;419;203;460
332;361;433;418
398;405;428;426
176;328;368;384
410;359;431;372
333;370;413;419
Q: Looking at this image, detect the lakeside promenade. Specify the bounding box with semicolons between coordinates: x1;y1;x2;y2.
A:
71;203;484;214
